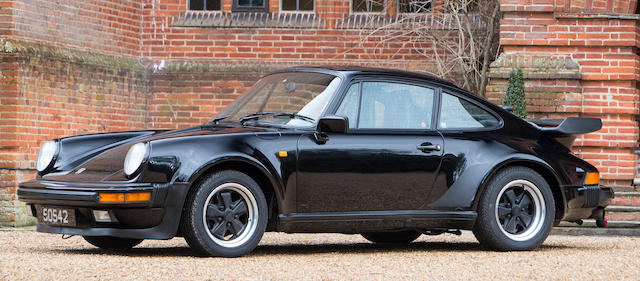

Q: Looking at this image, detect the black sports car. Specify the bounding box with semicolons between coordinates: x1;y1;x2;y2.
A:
18;66;613;257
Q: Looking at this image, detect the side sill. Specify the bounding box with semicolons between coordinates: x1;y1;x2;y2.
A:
278;210;477;233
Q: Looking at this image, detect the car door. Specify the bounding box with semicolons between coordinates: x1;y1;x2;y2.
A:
296;80;444;213
427;90;503;208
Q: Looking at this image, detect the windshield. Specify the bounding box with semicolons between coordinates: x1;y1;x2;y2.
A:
217;72;342;127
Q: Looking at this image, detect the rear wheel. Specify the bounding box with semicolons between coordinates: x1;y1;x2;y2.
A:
473;166;555;251
83;236;143;249
181;170;268;257
361;230;422;244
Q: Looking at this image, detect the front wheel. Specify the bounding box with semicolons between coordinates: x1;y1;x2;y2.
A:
472;166;555;251
83;236;143;249
181;170;268;257
361;230;422;244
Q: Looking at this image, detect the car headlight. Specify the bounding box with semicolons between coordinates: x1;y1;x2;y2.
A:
124;143;149;178
36;140;59;174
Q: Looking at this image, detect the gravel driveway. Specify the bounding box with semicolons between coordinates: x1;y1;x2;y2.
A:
1;230;638;280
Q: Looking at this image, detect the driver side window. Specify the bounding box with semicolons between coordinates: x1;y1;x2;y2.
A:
336;81;435;130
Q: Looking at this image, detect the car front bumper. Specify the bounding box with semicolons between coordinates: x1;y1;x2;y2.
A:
562;185;614;222
18;180;190;239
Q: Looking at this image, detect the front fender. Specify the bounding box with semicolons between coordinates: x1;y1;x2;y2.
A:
187;155;284;201
142;133;295;214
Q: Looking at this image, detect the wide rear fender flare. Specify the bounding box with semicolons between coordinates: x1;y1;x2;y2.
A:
471;155;565;211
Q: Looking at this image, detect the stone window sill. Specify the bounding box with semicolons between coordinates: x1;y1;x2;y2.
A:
171;11;325;29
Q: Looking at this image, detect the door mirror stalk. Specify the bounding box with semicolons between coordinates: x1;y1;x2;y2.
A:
315;115;349;144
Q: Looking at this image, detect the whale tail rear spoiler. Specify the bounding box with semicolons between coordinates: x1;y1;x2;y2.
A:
527;117;602;149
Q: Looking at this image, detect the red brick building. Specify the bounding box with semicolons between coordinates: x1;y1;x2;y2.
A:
0;0;638;226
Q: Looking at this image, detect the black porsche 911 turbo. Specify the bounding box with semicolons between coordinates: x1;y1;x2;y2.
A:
18;66;613;257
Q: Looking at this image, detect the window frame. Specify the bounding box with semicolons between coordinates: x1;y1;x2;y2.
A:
331;76;440;134
233;0;269;12
280;0;315;12
351;0;386;13
188;0;222;11
436;89;503;132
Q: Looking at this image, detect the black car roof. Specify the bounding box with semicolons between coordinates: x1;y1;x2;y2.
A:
271;66;508;118
273;65;461;90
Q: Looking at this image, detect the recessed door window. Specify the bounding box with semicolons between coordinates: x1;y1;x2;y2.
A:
336;81;435;130
336;83;361;129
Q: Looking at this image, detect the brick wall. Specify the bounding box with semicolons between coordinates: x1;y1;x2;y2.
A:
1;0;640;227
140;0;455;65
6;0;142;57
148;62;268;129
487;0;640;189
0;40;147;226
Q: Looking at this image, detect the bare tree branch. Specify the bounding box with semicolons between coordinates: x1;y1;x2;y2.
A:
347;0;501;96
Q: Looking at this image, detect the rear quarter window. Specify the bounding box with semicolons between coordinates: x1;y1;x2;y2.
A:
438;92;500;129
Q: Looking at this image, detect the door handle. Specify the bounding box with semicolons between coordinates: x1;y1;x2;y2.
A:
417;144;441;152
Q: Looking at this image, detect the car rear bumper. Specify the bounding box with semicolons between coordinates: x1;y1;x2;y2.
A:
562;185;614;221
18;180;190;239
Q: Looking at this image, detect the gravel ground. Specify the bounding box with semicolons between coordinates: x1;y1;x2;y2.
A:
0;231;638;280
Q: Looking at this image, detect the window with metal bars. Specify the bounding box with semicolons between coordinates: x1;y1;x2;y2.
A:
398;0;432;13
189;0;221;11
233;0;268;11
352;0;384;12
282;0;314;11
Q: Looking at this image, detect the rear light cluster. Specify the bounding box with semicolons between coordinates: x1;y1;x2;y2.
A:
98;192;151;203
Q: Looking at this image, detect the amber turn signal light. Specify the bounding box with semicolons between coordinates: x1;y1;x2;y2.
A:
99;192;151;203
584;172;600;185
125;192;151;202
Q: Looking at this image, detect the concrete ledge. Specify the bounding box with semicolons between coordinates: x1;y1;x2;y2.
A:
554;12;640;20
552;227;640;237
488;54;581;80
559;220;640;228
0;39;144;72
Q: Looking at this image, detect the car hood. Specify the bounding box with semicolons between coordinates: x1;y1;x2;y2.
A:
42;125;277;182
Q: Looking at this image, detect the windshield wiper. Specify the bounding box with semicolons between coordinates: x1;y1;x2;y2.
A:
239;112;277;124
272;112;315;122
204;115;231;126
239;112;315;125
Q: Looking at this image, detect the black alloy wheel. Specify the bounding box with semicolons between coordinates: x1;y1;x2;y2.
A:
496;184;537;236
472;166;554;251
182;170;268;257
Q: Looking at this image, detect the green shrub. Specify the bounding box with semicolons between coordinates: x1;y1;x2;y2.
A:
503;68;527;119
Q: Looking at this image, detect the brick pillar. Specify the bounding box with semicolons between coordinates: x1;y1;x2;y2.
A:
488;0;640;190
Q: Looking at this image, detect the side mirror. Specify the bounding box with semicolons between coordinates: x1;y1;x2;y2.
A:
318;115;349;134
502;105;514;112
315;115;348;144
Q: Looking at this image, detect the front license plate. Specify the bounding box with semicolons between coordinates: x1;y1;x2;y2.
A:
37;206;76;227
